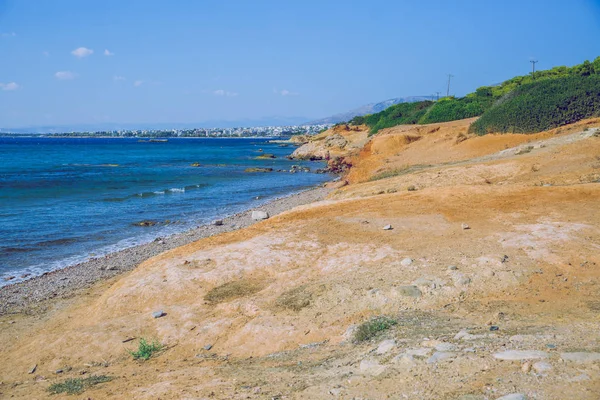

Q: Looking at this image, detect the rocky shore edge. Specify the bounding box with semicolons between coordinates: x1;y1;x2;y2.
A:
0;186;332;316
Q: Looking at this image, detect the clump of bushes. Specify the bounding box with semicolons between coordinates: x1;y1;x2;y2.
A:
130;338;164;360
48;375;114;395
349;56;600;135
353;316;397;343
470;74;600;135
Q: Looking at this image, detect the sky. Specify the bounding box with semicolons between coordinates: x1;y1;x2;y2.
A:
0;0;600;129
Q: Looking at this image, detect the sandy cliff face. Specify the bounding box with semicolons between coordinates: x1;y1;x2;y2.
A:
2;119;600;399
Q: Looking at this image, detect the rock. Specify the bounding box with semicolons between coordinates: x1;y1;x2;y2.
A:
251;210;269;220
532;361;552;374
324;179;348;189
458;396;486;400
134;220;158;227
359;359;387;376
325;133;348;148
405;348;432;357
203;344;213;351
376;339;396;355
461;223;470;230
244;167;273;173
55;369;63;374
329;387;344;397
496;394;526;400
28;364;37;374
560;352;600;363
3;276;15;281
392;354;416;369
435;342;457;352
452;273;471;286
212;219;223;226
448;265;458;270
490;326;500;331
400;257;413;266
152;310;166;318
521;362;532;373
397;285;422;297
190;162;202;167
568;374;590;382
407;185;417;191
383;224;393;230
255;153;276;159
426;351;456;364
493;350;549;360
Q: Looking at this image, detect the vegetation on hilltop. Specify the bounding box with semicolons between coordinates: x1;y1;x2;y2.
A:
470;74;600;134
352;56;600;135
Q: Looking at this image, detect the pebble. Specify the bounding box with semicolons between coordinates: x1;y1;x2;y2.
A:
461;223;470;230
560;352;600;363
152;310;166;318
251;210;269;220
496;394;526;400
493;350;549;360
400;257;413;266
426;351;456;364
521;362;532;373
448;265;458;270
376;339;396;354
489;325;499;331
28;364;37;374
383;224;393;230
212;219;223;226
203;344;213;351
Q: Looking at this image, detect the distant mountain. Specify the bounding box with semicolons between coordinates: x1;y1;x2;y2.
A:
0;116;312;134
306;96;434;125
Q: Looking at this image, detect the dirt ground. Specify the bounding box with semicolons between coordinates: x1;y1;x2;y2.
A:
2;118;600;399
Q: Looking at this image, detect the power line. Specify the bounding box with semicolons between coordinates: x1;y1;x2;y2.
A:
530;60;538;80
446;74;454;97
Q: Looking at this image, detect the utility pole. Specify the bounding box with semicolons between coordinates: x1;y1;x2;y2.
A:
446;74;454;97
436;91;441;101
530;60;538;80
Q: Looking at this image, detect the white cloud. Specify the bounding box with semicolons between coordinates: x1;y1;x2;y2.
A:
274;89;299;96
213;89;238;97
71;47;94;58
55;71;77;80
1;32;16;38
104;49;114;56
113;76;126;81
133;80;143;87
0;82;19;91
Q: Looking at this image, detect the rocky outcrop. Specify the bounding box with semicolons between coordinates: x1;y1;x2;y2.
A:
244;167;273;173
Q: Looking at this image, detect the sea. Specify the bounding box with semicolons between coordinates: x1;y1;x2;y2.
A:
0;136;330;286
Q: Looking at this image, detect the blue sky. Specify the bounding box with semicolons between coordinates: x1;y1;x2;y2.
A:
1;0;599;128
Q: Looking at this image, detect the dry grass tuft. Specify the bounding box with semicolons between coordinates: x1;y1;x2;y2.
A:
205;279;265;304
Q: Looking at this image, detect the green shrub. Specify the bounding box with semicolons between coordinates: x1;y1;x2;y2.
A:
48;375;114;395
470;74;600;135
353;316;397;343
130;338;164;360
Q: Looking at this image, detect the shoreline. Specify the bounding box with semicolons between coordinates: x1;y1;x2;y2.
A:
0;185;332;316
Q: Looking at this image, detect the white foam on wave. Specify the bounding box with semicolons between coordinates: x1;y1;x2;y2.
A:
168;188;185;193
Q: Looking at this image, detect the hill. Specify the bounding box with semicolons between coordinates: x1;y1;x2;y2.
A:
306;96;432;125
353;56;600;135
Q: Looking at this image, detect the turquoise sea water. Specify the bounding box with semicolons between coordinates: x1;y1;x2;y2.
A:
0;137;329;285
